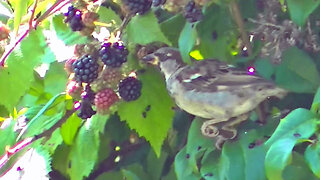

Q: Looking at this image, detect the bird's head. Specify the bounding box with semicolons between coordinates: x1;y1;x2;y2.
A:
142;47;185;80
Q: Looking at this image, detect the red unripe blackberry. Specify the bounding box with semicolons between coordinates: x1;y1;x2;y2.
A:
118;77;142;101
66;80;82;99
99;42;129;68
95;88;119;114
122;0;152;15
72;55;99;84
0;23;9;41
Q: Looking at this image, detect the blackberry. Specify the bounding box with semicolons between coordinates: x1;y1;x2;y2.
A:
73;55;99;84
64;6;84;31
99;43;128;68
152;0;166;7
118;77;142;101
122;0;152;15
95;88;119;114
77;99;96;119
183;1;203;23
66;80;82;99
82;84;95;104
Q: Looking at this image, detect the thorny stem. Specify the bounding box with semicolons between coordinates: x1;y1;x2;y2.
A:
29;0;39;29
0;109;75;170
229;0;253;56
0;0;71;67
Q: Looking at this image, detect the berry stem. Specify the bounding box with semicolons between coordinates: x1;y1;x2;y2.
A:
29;0;39;30
0;109;75;170
229;0;253;56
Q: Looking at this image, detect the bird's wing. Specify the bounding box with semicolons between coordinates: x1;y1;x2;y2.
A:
176;59;275;93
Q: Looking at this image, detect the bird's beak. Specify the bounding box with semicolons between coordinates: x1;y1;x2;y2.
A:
142;53;159;65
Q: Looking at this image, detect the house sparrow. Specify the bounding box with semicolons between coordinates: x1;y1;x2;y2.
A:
142;47;287;149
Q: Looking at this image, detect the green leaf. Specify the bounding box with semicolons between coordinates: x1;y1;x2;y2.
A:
126;12;171;45
196;4;237;61
13;0;29;34
97;6;122;27
265;108;317;146
122;169;142;180
0;119;16;155
0;29;47;111
51;15;88;45
160;14;186;47
311;87;320;114
97;172;124;180
60;113;82;145
145;150;168;180
265;108;318;180
44;62;68;95
174;147;201;180
67;119;100;180
287;0;320;26
118;68;174;157
42;128;63;154
254;58;275;80
275;47;320;93
178;23;197;64
265;138;296;180
305;141;320;178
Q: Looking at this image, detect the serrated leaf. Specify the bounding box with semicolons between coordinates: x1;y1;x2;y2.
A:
97;6;122;27
44;62;68;95
60;113;82;145
287;0;320;26
126;12;171;45
305;142;320;178
43;128;63;154
178;23;197;64
91;114;109;134
0;29;47;112
118;68;174;157
275;47;320;93
0;119;16;155
67;119;100;180
146;150;168;180
51;15;88;45
97;171;123;180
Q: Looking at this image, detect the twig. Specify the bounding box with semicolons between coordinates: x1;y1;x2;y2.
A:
29;0;39;29
0;109;75;170
248;18;283;30
115;14;133;35
229;0;253;56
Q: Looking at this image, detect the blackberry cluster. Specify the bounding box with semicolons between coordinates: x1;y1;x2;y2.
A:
73;55;99;84
99;42;129;68
64;6;84;31
118;77;142;101
152;0;166;7
183;1;203;23
122;0;152;14
77;99;96;119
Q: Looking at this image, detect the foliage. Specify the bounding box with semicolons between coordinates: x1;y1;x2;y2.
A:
0;0;320;179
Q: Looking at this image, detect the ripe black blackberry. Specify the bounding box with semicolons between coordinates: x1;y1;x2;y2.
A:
118;77;142;101
122;0;152;15
99;42;129;68
183;1;203;23
73;55;99;84
152;0;166;7
82;84;95;104
77;99;96;119
64;5;84;31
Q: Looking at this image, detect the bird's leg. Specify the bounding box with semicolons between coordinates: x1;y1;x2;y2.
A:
255;102;267;125
201;118;229;138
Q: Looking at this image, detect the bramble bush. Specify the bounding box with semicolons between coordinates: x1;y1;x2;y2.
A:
0;0;320;179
